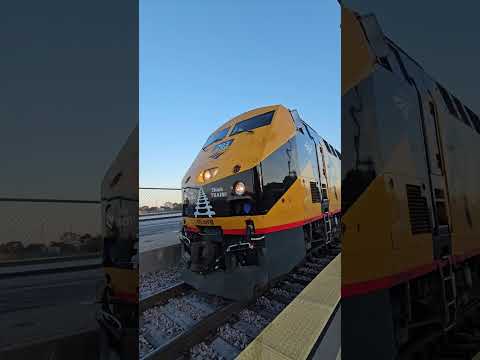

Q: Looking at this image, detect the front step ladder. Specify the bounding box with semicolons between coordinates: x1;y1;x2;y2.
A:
439;256;457;331
324;213;332;244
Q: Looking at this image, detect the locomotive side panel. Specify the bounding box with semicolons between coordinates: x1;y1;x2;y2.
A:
342;60;435;285
372;60;437;277
394;40;480;260
101;126;139;271
433;88;480;258
293;121;324;223
341;8;392;289
341;7;376;97
342;75;394;286
323;144;341;214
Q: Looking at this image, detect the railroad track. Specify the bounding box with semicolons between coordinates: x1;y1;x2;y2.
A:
140;243;341;360
400;298;480;360
140;282;191;312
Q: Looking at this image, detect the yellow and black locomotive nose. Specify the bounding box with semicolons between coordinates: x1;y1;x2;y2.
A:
180;104;340;301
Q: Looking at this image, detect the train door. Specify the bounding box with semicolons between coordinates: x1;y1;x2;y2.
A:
316;139;330;212
303;123;327;208
290;110;322;247
421;90;453;259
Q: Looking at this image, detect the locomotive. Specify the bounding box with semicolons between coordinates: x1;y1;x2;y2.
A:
179;105;341;301
342;6;480;359
97;125;139;359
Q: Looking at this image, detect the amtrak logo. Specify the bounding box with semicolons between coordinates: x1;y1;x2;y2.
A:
210;139;233;159
393;95;410;121
194;187;216;218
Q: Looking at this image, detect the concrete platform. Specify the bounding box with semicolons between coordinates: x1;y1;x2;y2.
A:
140;232;179;253
140;242;181;274
139;217;182;274
139;232;181;274
237;254;341;360
310;305;341;360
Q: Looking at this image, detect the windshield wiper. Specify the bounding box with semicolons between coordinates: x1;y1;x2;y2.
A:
202;138;223;151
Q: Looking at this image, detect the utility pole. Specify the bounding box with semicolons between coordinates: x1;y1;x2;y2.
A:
41;222;45;245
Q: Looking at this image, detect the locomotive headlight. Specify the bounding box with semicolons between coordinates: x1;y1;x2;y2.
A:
233;181;246;196
203;169;212;181
201;168;218;182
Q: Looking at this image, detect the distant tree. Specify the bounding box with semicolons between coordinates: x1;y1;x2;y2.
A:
172;203;182;210
5;241;24;253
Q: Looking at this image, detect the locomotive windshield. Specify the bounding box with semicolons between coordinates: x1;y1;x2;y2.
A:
203;127;230;149
230;111;274;135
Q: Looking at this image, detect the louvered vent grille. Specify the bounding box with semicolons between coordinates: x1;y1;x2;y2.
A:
406;184;432;234
310;182;321;203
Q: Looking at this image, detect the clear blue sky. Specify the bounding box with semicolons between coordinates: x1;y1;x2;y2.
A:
140;0;340;188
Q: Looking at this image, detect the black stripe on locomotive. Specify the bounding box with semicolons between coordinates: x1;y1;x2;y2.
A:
182;126;333;218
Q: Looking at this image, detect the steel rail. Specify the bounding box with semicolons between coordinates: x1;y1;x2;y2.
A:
140;282;190;312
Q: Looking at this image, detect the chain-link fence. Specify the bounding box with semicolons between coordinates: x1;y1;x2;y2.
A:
0;198;102;264
139;187;182;218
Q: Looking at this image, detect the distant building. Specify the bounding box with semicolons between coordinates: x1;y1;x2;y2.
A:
60;232;79;242
80;233;92;241
59;232;83;249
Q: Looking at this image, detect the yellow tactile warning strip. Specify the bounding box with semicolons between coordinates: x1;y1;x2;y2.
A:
236;254;341;360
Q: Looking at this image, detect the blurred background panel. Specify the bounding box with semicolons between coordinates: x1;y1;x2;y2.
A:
0;0;138;359
341;1;480;359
